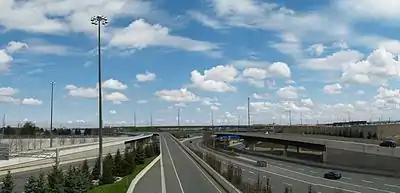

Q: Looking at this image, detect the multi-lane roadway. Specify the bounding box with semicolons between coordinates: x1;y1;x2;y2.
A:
158;133;224;193
187;138;400;193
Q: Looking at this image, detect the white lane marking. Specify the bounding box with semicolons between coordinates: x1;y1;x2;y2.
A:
163;136;185;193
248;178;253;181
310;171;318;174
298;168;304;171
242;168;246;171
342;177;352;180
283;182;292;186
169;135;223;193
362;180;373;184
385;184;400;189
249;171;255;175
160;136;166;193
374;178;384;180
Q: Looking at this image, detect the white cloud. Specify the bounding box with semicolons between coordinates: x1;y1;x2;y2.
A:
301;50;364;71
190;65;238;92
188;11;223;29
65;85;98;98
109;19;219;53
137;100;148;104
252;93;268;99
341;48;400;85
301;98;314;107
357;90;365;95
0;50;13;72
104;92;129;104
22;98;43;105
276;85;302;100
324;83;342;94
109;110;117;114
6;41;28;53
0;87;18;96
335;0;400;21
136;71;156;82
307;44;325;56
102;79;127;90
155;88;198;102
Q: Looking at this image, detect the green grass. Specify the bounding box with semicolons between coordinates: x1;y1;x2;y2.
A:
87;156;157;193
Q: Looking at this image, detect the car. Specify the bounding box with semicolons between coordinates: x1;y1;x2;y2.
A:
323;171;342;180
380;140;396;148
256;160;267;167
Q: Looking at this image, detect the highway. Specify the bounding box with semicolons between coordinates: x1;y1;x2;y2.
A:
160;133;225;193
187;138;400;193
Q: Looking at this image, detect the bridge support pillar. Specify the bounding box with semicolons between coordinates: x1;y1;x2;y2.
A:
322;149;328;162
296;146;300;153
283;145;288;157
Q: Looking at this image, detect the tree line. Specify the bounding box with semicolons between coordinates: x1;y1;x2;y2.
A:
2;122;95;136
304;129;378;139
0;142;160;193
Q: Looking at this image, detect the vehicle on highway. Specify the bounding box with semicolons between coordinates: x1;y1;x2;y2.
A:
189;140;192;143
323;171;342;180
380;140;396;148
256;160;267;167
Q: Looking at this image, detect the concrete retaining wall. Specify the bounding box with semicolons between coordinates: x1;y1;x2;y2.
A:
326;148;400;173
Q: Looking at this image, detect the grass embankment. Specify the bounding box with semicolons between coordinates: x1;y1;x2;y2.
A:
88;157;156;193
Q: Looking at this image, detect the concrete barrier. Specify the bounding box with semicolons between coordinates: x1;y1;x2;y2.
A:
171;135;241;193
126;155;161;193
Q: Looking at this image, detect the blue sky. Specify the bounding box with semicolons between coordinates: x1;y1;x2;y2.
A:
1;0;400;127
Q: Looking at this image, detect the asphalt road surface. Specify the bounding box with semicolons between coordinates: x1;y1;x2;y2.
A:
187;138;400;193
160;133;224;193
133;160;162;193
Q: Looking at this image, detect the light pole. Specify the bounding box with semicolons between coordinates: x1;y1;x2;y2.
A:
50;82;55;148
247;97;251;129
91;15;108;178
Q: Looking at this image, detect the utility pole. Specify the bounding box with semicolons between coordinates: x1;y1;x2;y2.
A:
50;81;55;148
288;110;292;126
150;112;153;127
133;109;137;127
177;108;181;127
1;114;5;140
247;97;251;128
300;112;303;125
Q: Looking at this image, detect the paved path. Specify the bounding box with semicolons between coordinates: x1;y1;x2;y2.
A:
133;160;162;193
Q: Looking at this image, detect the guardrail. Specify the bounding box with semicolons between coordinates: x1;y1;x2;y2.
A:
171;135;241;193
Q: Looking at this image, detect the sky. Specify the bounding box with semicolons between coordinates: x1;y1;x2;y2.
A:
1;0;400;128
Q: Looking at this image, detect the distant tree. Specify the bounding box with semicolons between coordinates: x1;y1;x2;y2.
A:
24;176;38;193
91;158;100;180
0;171;14;193
83;129;91;136
80;160;92;191
64;166;82;193
367;132;372;139
359;131;364;138
100;153;115;185
20;122;37;136
122;148;135;176
47;166;64;193
372;132;378;139
113;149;124;177
74;129;81;135
144;144;155;158
135;147;145;165
37;173;46;193
3;126;15;135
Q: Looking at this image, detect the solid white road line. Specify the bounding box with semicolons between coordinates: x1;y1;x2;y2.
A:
384;184;400;189
362;180;374;184
249;171;255;175
310;171;318;174
160;136;166;193
163;136;185;193
170;135;223;193
342;177;352;180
